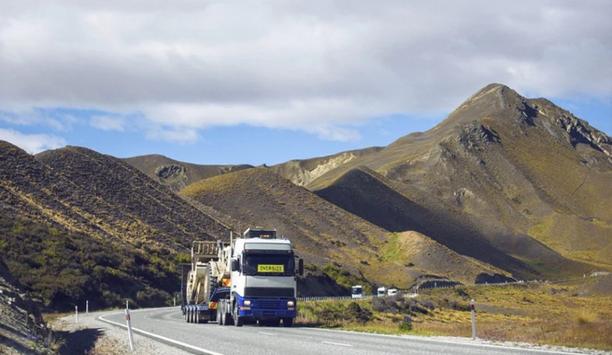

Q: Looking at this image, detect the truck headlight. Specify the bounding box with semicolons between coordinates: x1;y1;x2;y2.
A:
287;300;295;307
243;300;251;306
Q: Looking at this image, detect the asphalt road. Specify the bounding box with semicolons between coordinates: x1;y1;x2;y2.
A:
99;307;581;355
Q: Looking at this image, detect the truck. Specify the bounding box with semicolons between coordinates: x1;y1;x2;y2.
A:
181;227;303;327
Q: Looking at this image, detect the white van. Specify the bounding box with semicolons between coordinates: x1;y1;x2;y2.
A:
387;288;398;296
377;287;387;297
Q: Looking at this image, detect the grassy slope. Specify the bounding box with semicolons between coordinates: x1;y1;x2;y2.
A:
298;278;612;350
316;167;538;279
181;167;503;287
0;142;231;310
124;154;252;191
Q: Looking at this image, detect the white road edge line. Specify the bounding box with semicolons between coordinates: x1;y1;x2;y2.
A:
304;328;583;355
321;341;352;347
98;313;223;355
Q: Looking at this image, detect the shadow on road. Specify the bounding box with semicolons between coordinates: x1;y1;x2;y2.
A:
56;328;103;354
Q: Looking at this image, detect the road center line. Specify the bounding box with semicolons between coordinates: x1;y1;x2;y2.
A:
321;341;352;347
258;331;276;336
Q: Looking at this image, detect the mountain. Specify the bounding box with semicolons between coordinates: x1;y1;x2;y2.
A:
125;154;252;191
275;84;611;278
0;142;232;310
180;167;505;289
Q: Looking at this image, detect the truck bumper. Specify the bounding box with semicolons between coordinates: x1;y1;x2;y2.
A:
236;296;296;319
239;308;296;319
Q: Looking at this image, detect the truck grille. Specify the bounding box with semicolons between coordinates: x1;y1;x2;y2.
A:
244;287;294;297
254;300;284;309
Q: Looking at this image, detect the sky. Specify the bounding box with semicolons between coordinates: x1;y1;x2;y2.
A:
0;0;611;165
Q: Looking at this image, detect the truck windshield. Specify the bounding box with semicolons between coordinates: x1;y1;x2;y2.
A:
243;254;295;276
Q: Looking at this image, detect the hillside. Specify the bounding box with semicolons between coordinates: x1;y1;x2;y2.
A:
125;154;252;191
181;168;504;288
0;142;232;310
0;258;50;354
275;84;611;278
316;167;586;279
271;147;382;187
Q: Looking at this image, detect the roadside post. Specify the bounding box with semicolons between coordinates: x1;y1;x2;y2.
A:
75;305;78;323
86;300;89;314
125;300;135;351
470;299;477;339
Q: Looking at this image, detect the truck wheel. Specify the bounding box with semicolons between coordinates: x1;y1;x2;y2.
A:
187;309;192;323
233;303;243;327
225;312;234;326
282;318;293;327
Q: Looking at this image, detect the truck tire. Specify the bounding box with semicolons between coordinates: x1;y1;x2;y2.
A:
225;311;234;326
233;303;243;327
282;318;293;327
225;301;234;326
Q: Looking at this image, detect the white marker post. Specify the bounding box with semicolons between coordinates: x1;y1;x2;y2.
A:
86;300;89;314
125;300;134;351
75;305;78;323
470;299;477;339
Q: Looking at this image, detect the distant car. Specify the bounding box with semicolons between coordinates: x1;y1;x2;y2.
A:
387;288;398;296
351;285;363;299
377;287;387;297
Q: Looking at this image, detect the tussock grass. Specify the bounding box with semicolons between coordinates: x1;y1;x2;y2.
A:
299;282;612;350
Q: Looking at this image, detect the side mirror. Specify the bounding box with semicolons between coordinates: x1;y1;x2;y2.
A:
298;258;304;276
231;258;240;272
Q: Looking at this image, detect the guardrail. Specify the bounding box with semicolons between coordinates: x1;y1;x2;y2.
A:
297;274;609;302
297;295;375;302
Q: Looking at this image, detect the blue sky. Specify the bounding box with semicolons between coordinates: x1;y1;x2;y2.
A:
1;1;611;165
0;95;609;166
0;109;442;165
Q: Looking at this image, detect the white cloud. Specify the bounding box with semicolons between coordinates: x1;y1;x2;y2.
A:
145;126;199;144
0;128;66;154
90;116;125;131
0;1;610;141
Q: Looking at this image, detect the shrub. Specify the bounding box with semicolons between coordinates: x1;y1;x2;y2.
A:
399;315;412;331
347;302;373;323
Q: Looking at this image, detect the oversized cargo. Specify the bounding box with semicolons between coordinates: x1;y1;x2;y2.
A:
182;228;303;327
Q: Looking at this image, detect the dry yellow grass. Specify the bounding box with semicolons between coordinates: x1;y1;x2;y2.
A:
298;280;612;350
